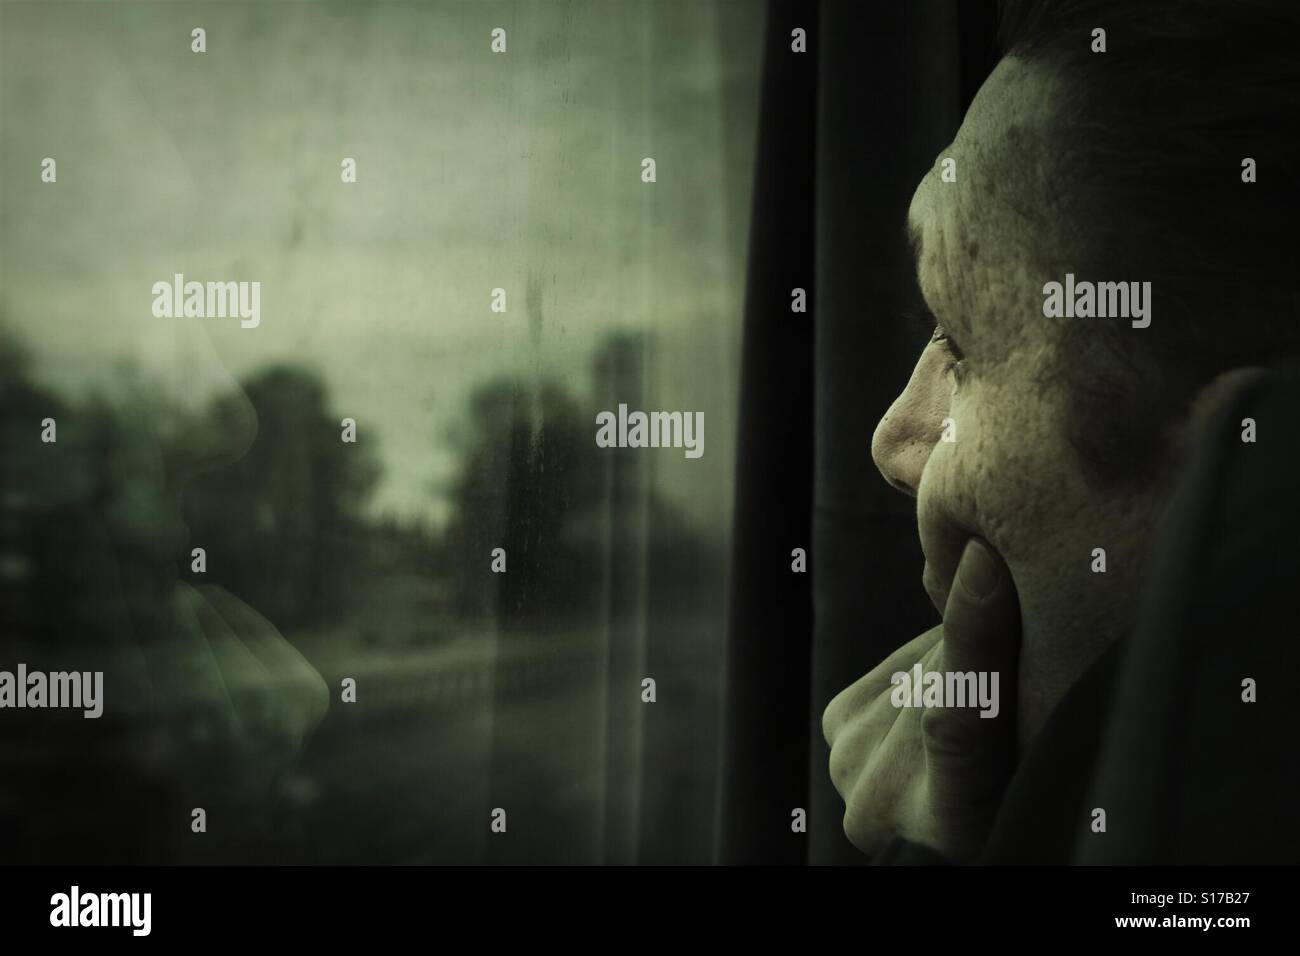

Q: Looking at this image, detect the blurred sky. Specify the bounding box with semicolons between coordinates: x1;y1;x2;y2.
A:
1;0;762;526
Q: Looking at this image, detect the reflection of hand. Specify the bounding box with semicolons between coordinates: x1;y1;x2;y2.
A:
143;583;329;796
823;538;1021;862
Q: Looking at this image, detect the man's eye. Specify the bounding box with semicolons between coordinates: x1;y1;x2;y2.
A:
930;325;967;382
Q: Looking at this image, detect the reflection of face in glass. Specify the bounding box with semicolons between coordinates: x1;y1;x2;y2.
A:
1;316;327;862
5;0;758;865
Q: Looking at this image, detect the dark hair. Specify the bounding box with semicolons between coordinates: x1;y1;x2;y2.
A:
997;0;1300;485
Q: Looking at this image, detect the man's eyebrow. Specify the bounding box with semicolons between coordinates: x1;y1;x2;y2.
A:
904;218;925;277
902;217;937;331
902;212;969;335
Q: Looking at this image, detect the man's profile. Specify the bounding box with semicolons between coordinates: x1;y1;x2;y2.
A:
822;0;1300;864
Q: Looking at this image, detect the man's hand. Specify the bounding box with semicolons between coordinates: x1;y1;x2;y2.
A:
822;537;1021;862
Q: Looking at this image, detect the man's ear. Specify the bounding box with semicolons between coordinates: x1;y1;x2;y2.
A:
1174;366;1270;453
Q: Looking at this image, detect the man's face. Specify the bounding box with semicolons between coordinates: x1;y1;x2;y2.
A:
873;56;1170;743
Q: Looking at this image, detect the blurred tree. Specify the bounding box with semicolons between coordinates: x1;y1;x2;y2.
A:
439;377;607;624
183;365;381;629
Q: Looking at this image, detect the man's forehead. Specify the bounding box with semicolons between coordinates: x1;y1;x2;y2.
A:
907;56;1055;250
905;59;1059;330
906;156;1015;340
906;135;985;265
906;177;930;251
906;170;941;254
905;172;960;301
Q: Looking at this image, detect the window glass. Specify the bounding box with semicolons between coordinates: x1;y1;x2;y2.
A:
0;0;763;863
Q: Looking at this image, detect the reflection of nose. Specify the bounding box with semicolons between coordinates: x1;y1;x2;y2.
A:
158;323;259;487
871;349;949;497
165;389;258;486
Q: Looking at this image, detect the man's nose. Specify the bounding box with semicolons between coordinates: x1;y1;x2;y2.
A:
870;349;950;497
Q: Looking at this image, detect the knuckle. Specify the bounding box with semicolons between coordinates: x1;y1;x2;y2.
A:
827;738;855;793
921;705;975;762
821;694;843;746
842;770;899;855
843;811;881;855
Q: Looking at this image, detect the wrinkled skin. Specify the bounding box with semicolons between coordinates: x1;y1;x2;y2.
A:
823;56;1255;860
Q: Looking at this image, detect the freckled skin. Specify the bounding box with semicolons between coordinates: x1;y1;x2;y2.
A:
827;55;1268;860
875;57;1178;747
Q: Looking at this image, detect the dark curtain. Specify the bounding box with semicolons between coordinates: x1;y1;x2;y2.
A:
717;0;818;866
720;0;999;865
